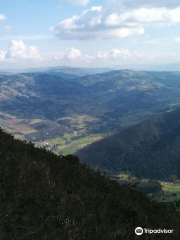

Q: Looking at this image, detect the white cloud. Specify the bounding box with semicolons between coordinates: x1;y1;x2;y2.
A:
105;7;180;26
175;37;180;42
51;5;144;40
0;13;6;21
0;51;6;61
109;49;132;59
84;54;95;61
61;47;150;63
0;40;42;62
51;2;180;40
50;47;150;63
60;0;89;6
1;42;180;67
97;48;146;60
5;40;41;60
95;48;180;64
64;47;82;60
0;41;83;64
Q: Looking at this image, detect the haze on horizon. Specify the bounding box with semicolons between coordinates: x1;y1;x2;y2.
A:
1;0;180;69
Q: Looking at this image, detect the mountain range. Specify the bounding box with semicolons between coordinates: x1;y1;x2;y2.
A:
0;66;112;77
1;69;180;155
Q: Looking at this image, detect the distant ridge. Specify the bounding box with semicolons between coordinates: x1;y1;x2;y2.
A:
0;66;112;76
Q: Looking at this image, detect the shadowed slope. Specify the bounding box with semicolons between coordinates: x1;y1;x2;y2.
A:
0;128;180;239
77;108;180;180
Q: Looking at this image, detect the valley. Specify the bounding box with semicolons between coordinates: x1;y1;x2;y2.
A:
2;68;180;219
1;69;180;156
2;68;180;203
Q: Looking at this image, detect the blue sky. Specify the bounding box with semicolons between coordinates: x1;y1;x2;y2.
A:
1;0;180;68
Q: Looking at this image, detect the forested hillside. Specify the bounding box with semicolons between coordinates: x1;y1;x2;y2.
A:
0;128;180;239
77;107;180;180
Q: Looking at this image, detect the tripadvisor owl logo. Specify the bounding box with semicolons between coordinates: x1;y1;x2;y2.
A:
135;227;143;235
135;227;173;235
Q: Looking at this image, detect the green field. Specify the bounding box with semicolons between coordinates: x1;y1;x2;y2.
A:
108;173;180;205
162;183;180;192
40;132;111;155
155;181;180;203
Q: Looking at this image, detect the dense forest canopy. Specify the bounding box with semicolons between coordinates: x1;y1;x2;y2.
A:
0;128;180;239
77;107;180;180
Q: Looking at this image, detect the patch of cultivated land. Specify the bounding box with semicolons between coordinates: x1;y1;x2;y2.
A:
42;132;111;155
156;182;180;203
0;111;113;154
29;119;43;124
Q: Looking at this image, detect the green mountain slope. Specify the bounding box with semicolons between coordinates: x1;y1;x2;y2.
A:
0;128;180;239
76;107;180;180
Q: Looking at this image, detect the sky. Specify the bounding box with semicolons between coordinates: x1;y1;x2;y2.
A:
1;0;180;69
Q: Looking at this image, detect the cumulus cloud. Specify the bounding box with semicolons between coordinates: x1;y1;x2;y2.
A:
105;7;180;27
1;42;179;66
62;47;150;63
51;6;144;39
51;1;180;40
60;0;89;6
5;40;42;60
97;48;146;60
84;54;95;61
54;47;149;63
0;40;42;63
95;48;180;63
64;47;82;60
62;47;147;62
0;13;6;21
0;41;83;64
